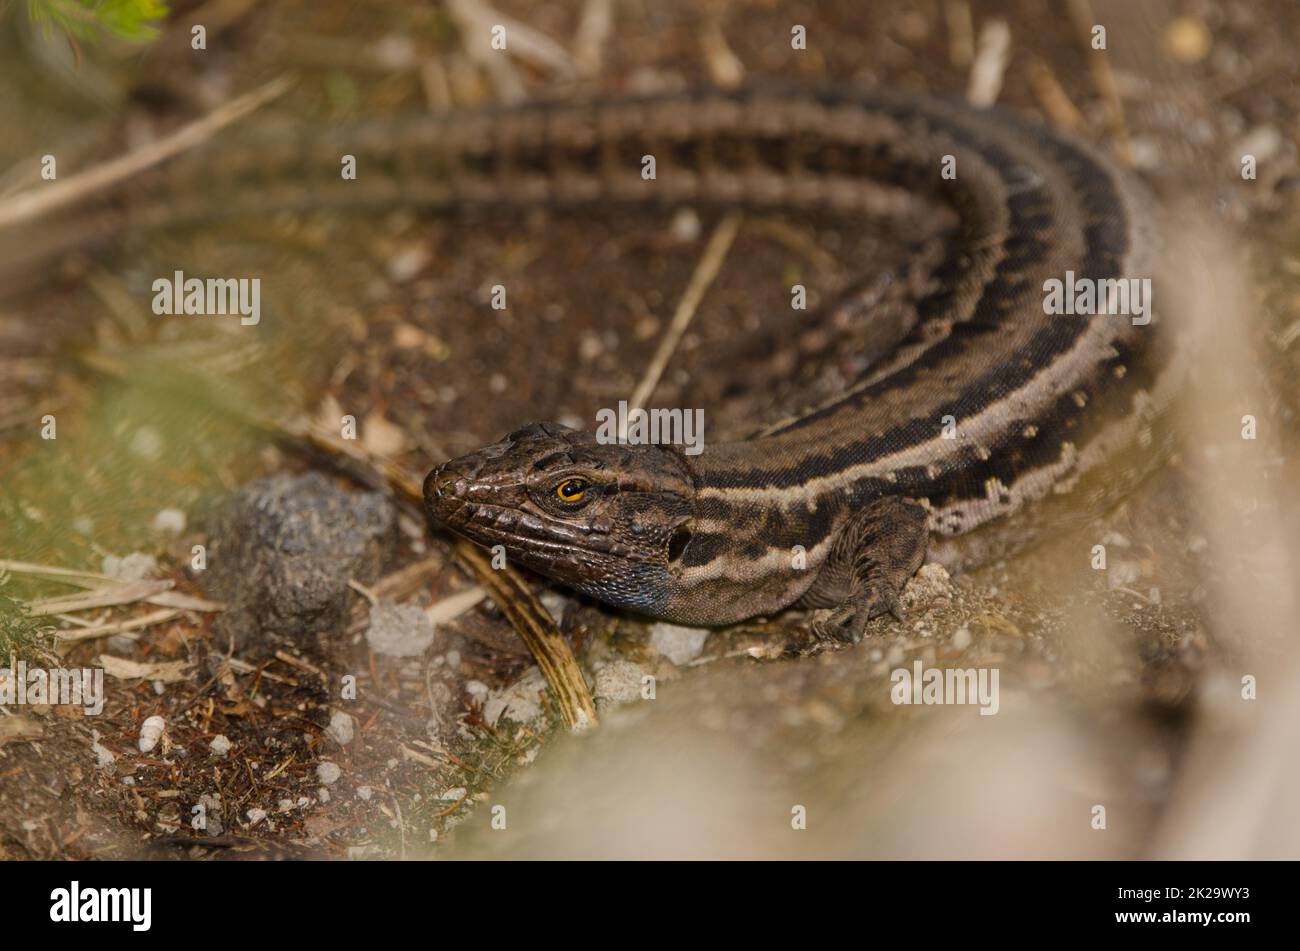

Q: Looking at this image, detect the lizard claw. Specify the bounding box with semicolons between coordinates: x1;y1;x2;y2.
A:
811;584;907;645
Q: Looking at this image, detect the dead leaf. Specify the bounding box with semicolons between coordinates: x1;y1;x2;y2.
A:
0;715;44;745
98;655;192;683
362;411;408;457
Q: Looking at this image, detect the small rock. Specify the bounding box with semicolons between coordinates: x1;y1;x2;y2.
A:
365;600;436;657
138;715;165;753
1235;126;1283;164
1106;560;1142;590
317;761;342;785
102;552;159;582
594;660;647;707
357;786;372;801
205;472;397;655
387;244;431;283
538;591;569;623
129;426;164;461
648;623;710;665
209;734;232;756
326;710;355;746
246;808;267;826
90;730;116;769
373;34;417;70
483;669;547;727
900;562;954;610
670;207;702;242
152;508;187;535
198;793;223;836
440;787;467;801
1163;16;1211;64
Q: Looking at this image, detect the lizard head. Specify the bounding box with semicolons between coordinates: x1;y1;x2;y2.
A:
424;422;696;614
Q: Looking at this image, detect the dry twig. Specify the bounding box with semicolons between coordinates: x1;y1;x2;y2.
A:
0;76;291;231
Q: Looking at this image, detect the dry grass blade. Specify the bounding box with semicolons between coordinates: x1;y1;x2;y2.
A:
0;560;221;611
624;213;742;428
446;0;576;77
0;75;292;231
52;608;181;643
426;586;487;625
367;444;597;731
27;580;174;617
99;655;192;683
966;19;1011;107
0;559;122;587
1066;0;1132;160
0;716;44;746
573;0;614;77
452;540;597;731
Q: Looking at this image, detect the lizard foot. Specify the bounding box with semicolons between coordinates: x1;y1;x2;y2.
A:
810;584;908;645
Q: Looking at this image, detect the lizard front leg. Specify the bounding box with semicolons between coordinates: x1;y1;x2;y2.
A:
802;496;929;644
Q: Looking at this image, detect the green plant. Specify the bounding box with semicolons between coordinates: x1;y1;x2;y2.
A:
25;0;168;43
0;589;52;657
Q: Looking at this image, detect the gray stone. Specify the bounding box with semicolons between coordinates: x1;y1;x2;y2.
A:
206;472;396;655
365;599;436;657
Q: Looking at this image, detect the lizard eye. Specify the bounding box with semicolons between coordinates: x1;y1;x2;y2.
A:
554;478;588;503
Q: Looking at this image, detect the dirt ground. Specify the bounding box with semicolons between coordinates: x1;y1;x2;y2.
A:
0;0;1297;859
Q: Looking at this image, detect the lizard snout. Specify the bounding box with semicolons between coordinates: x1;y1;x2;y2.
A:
423;461;473;520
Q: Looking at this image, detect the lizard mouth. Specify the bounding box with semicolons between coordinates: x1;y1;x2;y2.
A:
424;461;645;569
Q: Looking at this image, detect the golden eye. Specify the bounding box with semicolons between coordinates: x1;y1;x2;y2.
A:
555;479;587;503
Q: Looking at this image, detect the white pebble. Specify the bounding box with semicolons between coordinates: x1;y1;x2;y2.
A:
138;715;166;753
90;730;116;769
670;207;702;242
365;600;436;658
129;427;164;460
209;734;232;756
317;761;342;785
648;622;710;665
152;508;187;535
326;710;355;746
102;552;158;582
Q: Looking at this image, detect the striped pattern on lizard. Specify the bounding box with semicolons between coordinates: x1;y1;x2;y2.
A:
419;86;1176;643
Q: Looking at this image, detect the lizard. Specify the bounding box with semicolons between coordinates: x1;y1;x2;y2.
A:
9;85;1176;643
412;86;1177;643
